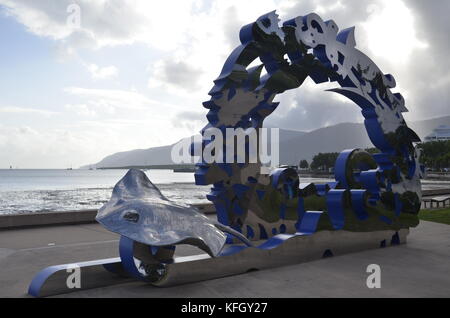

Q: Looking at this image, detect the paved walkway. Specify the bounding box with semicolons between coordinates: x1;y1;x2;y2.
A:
0;221;449;298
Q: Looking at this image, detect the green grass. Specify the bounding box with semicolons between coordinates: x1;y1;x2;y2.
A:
419;208;450;225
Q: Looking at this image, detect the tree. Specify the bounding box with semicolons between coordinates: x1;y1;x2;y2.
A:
418;140;450;170
299;159;309;170
311;152;339;171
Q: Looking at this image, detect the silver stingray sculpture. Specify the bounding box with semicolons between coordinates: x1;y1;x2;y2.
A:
96;169;250;257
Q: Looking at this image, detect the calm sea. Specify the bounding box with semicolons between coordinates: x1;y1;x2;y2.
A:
0;169;209;215
0;169;446;215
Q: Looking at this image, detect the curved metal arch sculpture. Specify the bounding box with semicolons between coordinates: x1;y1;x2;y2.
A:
194;11;423;243
93;11;424;277
94;10;423;262
27;11;425;296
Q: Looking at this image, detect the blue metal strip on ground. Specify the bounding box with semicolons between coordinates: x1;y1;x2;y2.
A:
28;257;121;297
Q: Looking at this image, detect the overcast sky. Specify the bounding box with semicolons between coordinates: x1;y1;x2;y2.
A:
0;0;448;168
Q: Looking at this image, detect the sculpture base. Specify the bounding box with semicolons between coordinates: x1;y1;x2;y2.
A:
152;229;408;286
28;229;407;297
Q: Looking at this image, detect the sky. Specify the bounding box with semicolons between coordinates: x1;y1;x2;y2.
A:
0;0;448;169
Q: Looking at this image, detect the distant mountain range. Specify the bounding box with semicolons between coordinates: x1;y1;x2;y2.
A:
82;115;450;168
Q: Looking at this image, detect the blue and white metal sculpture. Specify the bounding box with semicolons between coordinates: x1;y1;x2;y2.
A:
99;9;423;277
192;10;423;241
28;11;424;295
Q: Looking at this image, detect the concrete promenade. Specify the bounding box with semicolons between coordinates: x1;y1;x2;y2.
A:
0;220;449;298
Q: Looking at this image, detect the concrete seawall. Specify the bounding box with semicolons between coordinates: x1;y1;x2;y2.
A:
422;189;450;196
0;209;98;229
0;203;216;230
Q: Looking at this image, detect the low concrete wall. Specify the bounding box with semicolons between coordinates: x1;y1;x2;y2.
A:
0;203;216;230
423;189;450;196
0;209;98;230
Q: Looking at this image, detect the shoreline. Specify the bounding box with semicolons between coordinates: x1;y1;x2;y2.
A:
1;187;449;227
0;203;216;230
2;188;450;230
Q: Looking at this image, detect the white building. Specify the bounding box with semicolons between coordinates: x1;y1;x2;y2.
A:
424;125;450;142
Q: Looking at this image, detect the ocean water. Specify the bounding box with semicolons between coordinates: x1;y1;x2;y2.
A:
0;169;447;215
0;169;210;215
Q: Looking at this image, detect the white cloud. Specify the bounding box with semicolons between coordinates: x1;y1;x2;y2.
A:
0;124;116;168
147;0;278;98
59;87;200;155
85;63;118;80
172;110;206;131
64;87;155;110
63;86;189;114
0;106;57;116
0;0;202;50
0;116;192;168
1;0;278;97
64;103;97;117
149;60;202;91
361;0;428;64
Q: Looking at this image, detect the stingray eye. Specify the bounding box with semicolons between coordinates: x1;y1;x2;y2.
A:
122;210;140;223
